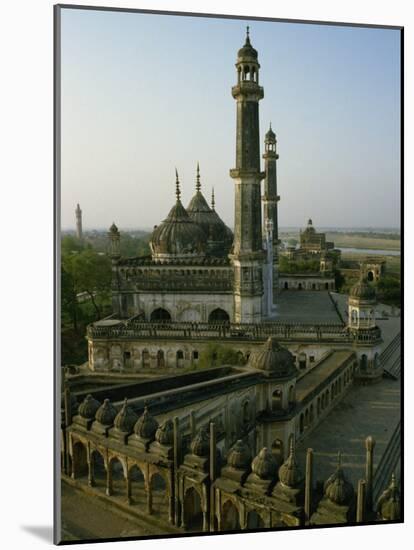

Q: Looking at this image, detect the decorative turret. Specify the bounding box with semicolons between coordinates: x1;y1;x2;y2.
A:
190;426;210;457
226;439;252;471
310;452;356;525
155;419;174;446
278;439;303;488
78;394;100;420
134;406;159;440
95;398;117;427
376;473;400;521
112;398;138;437
229;27;266;323
150;170;207;262
251;447;278;480
348;275;377;330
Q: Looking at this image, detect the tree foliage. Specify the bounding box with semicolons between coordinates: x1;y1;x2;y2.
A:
198;343;247;370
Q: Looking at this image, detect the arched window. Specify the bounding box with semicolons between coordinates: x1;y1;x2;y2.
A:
176;350;184;368
150;308;171;322
208;308;230;323
299;353;307;370
183;487;203;530
157;350;165;368
272;389;283;410
288;385;295;404
310;404;314;423
299;413;304;434
247;510;264;530
221;500;240;531
142;349;150;368
360;354;368;371
284;281;289;290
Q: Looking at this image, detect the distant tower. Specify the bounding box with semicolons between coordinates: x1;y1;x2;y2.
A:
262;123;280;248
75;203;83;239
229;27;266;323
108;222;121;260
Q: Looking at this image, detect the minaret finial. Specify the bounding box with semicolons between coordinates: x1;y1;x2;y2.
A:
211;187;215;211
289;437;295;456
269;121;272;131
175;168;181;201
196;162;201;192
246;25;250;39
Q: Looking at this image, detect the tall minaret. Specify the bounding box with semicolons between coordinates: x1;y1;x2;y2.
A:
75;203;83;240
262;124;280;248
229;28;266;323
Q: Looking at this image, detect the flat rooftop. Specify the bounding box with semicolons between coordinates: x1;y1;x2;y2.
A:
295;350;354;405
275;291;343;324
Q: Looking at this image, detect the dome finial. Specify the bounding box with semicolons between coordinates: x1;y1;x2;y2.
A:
175;168;181;201
211;187;215;211
336;450;342;470
246;25;250;44
269;121;272;131
196;162;201;192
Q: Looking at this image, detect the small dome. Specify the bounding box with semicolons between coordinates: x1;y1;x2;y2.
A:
248;337;296;377
134;406;159;439
190;426;210;457
227;439;252;470
265;124;276;142
95;398;117;426
377;474;400;520
350;277;376;301
78;394;100;420
324;455;354;505
109;222;119;233
113;398;138;434
278;440;303;488
251;447;278;480
237;29;258;61
155;419;174;446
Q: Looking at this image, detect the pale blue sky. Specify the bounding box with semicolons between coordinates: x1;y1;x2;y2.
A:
60;8;401;230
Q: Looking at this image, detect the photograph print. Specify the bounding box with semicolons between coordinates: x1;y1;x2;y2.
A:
56;4;402;544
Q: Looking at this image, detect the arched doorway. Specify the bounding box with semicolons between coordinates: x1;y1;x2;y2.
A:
208;308;230;323
284;282;289;290
150;308;171;322
221;500;240;531
142;349;150;368
298;283;302;290
156;350;165;368
176;350;184;368
72;441;88;479
367;271;374;282
298;353;307;370
129;464;145;505
91;449;106;490
183;487;203;531
151;473;168;517
360;354;368;371
247;510;265;529
109;457;126;496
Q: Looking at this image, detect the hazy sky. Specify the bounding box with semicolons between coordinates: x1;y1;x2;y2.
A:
60;8;401;230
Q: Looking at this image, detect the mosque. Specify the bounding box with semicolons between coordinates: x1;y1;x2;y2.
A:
61;29;401;540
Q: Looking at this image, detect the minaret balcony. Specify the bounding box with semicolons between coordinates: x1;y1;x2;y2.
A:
230;168;266;180
231;82;264;100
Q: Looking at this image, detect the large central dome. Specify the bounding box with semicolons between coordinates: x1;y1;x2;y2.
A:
150;171;207;262
186;164;233;257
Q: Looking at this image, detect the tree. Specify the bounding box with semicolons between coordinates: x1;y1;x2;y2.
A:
61;265;79;331
198;343;246;370
63;249;112;318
